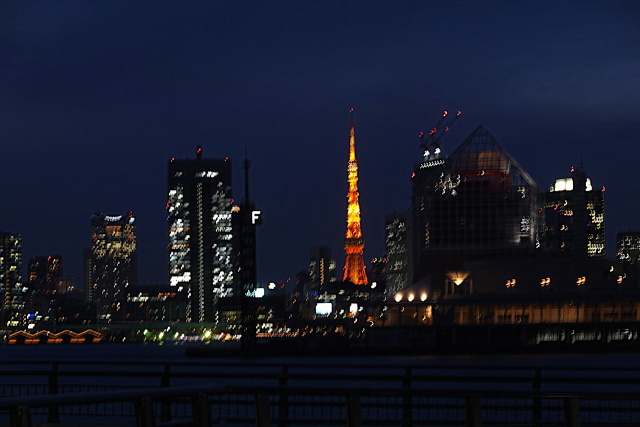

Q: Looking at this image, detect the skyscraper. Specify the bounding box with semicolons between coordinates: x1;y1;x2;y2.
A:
343;111;368;285
167;146;234;322
543;166;605;258
87;212;137;321
0;231;23;325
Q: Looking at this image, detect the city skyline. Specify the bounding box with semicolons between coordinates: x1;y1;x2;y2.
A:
1;2;639;286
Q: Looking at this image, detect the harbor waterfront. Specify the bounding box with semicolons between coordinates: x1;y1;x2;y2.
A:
5;320;640;356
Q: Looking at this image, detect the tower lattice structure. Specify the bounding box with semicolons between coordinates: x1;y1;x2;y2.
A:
343;112;368;285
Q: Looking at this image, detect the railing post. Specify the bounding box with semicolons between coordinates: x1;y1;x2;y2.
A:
278;365;289;427
10;405;32;427
465;397;482;427
532;368;542;427
346;393;362;427
255;392;271;427
191;392;211;427
563;397;581;427
134;397;155;427
47;362;60;423
160;363;171;422
402;367;412;427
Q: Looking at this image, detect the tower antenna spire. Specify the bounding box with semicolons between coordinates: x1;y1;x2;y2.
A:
343;108;368;285
243;147;251;204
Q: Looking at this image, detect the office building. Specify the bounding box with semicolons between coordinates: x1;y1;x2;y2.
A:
384;212;413;298
56;276;75;294
411;125;543;288
543;166;605;258
617;231;640;287
28;255;63;295
309;246;337;293
0;231;23;325
87;212;137;321
167;146;234;322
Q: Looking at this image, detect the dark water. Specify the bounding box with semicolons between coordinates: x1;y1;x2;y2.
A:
1;342;640;368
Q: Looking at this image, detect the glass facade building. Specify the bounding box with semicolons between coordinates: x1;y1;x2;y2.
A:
167;147;233;323
411;126;542;286
87;212;137;320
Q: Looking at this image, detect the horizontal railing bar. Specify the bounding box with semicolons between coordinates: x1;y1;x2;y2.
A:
4;383;640;408
5;358;640;374
5;369;640;387
0;384;225;410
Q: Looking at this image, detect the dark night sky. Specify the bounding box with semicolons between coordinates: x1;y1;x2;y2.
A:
1;1;639;288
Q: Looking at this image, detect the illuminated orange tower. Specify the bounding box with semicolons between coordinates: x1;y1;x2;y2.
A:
343;109;368;285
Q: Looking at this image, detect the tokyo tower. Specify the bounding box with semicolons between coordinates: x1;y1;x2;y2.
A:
343;109;368;285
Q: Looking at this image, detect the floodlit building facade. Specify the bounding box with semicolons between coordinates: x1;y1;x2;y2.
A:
167;146;234;322
0;231;23;326
87;212;138;321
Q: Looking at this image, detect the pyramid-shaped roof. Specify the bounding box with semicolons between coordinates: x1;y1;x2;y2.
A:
446;125;539;189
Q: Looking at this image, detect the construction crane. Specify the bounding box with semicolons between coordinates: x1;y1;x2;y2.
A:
418;110;462;159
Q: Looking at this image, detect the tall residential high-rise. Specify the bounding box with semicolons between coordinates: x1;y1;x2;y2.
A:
167;146;234;322
87;212;137;321
411;125;542;283
0;231;23;325
543;166;605;258
343;111;368;285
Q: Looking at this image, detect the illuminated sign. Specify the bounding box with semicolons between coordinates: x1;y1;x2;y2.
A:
252;210;262;225
419;159;445;169
315;302;332;316
104;215;123;222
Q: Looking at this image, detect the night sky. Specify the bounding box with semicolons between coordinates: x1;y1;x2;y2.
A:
2;1;639;288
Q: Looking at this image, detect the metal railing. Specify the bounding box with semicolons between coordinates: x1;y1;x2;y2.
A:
3;384;640;427
2;360;640;426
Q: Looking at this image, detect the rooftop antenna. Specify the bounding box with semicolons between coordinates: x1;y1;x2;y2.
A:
243;147;251;204
418;110;462;157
